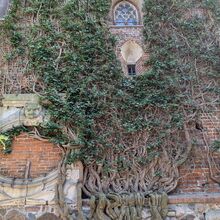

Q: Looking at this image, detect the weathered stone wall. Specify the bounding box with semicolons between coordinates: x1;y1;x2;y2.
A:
81;194;220;220
1;195;220;220
0;205;61;220
167;194;220;220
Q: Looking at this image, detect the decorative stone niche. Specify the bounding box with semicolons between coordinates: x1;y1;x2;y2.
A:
121;41;143;64
121;40;144;76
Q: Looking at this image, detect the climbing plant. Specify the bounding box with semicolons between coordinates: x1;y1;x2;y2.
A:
0;126;29;154
0;0;220;219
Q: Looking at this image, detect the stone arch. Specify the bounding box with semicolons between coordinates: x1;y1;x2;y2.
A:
37;213;61;220
112;0;143;12
119;40;148;76
121;40;144;64
0;0;10;18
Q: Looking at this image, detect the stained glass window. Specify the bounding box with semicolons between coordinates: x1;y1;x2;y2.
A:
0;0;9;18
114;1;138;26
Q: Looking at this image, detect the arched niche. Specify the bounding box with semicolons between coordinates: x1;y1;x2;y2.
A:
120;41;144;76
121;41;143;64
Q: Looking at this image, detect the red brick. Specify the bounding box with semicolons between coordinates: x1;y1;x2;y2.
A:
0;133;62;178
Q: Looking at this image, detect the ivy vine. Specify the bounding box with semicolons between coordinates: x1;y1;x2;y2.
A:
0;0;219;197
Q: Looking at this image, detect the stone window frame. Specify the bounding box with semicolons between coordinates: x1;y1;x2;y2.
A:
0;0;10;20
112;0;141;26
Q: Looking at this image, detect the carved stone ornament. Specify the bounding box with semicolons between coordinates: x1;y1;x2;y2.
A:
0;170;58;207
0;162;83;209
63;162;83;211
0;94;47;132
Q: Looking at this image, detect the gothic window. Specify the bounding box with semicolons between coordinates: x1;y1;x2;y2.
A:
114;1;138;26
0;0;9;19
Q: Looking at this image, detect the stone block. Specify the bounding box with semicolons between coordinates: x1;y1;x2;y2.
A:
28;213;36;220
206;210;220;220
142;208;151;219
0;209;6;216
2;94;39;107
37;213;61;220
180;214;196;220
5;210;27;220
167;210;176;217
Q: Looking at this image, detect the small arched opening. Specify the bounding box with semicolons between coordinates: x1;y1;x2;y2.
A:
121;41;144;76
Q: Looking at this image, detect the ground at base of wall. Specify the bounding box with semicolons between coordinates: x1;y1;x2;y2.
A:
81;203;220;220
0;206;60;220
1;203;220;219
166;204;220;220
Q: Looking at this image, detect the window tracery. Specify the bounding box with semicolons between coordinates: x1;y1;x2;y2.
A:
114;1;138;26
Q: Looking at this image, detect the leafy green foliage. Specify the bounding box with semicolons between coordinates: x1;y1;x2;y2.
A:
211;140;220;151
0;126;29;154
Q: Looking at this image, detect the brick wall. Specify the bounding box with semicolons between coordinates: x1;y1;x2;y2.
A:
0;115;219;193
0;133;62;179
173;110;220;194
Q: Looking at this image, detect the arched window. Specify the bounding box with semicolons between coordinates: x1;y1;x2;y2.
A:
0;0;9;19
114;1;138;26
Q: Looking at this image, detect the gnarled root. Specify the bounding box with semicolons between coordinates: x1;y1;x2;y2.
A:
89;192;168;220
149;192;168;220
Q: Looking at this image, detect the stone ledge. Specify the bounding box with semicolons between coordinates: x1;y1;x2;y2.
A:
82;193;220;206
2;94;39;107
169;193;220;204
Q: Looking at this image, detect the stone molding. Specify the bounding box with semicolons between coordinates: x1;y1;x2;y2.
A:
0;162;83;210
169;193;220;204
1;94;39;108
0;94;46;132
0;169;58;207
